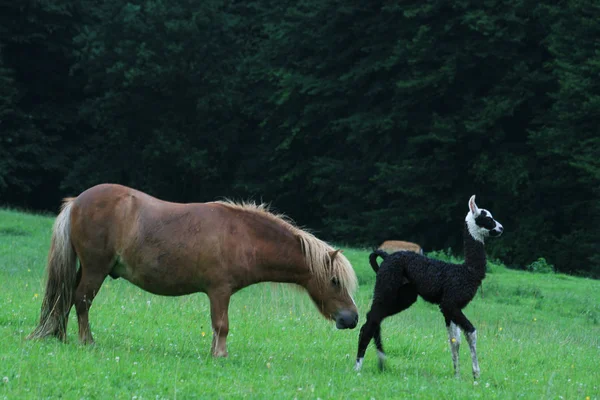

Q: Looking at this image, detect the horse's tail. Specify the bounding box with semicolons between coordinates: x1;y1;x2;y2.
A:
369;249;389;273
27;198;77;342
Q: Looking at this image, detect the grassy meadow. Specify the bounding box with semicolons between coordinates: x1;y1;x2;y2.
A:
0;208;599;399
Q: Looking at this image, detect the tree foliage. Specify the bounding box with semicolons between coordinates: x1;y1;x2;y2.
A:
0;0;598;276
0;1;81;208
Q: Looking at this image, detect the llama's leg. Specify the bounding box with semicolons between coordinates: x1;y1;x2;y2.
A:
356;285;418;372
446;308;479;379
465;329;479;379
444;317;461;377
355;310;380;371
373;285;418;371
74;268;108;345
208;289;231;357
373;323;386;370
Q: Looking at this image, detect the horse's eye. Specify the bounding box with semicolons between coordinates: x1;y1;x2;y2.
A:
331;277;340;287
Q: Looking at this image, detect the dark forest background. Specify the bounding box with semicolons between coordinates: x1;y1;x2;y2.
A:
1;1;599;277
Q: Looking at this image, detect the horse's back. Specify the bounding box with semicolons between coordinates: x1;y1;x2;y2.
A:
68;184;224;294
74;183;161;210
70;184;165;250
70;184;138;245
67;184;294;295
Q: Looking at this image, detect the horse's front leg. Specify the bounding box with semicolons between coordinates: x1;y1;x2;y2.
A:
207;289;231;357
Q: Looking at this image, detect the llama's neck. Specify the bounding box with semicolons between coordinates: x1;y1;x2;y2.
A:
463;223;487;275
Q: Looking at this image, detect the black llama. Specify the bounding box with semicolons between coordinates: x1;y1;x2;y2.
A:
355;195;503;379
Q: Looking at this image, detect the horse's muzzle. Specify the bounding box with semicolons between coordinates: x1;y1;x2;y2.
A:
335;310;358;329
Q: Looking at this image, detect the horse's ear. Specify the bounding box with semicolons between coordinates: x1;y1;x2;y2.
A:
469;195;480;216
329;249;343;262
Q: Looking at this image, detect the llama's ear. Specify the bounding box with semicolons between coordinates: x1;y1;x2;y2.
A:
469;195;480;216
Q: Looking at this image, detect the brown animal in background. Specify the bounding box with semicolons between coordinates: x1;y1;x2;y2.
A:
27;183;359;357
378;240;424;255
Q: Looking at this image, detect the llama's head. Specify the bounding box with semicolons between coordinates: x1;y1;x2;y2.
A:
465;195;503;243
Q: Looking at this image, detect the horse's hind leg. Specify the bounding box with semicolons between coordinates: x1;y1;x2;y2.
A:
58;266;83;341
48;267;82;342
207;289;231;357
74;260;109;345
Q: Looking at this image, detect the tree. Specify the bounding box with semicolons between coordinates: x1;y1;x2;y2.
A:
527;1;600;275
64;0;250;202
0;1;81;209
248;0;556;258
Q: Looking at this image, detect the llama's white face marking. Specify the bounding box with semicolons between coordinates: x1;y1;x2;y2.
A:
465;195;503;243
354;357;364;371
466;212;486;243
489;213;504;236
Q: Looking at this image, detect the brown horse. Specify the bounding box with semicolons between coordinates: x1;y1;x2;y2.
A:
27;184;359;357
378;240;423;255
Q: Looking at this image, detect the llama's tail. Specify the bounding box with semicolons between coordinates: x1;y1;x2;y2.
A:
369;249;389;273
27;198;78;342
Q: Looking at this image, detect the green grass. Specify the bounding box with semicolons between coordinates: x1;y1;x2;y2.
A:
1;208;599;399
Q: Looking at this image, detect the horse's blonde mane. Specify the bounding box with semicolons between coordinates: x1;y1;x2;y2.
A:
215;200;358;294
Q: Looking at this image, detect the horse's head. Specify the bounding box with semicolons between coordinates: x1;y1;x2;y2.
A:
304;249;359;329
465;195;504;242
